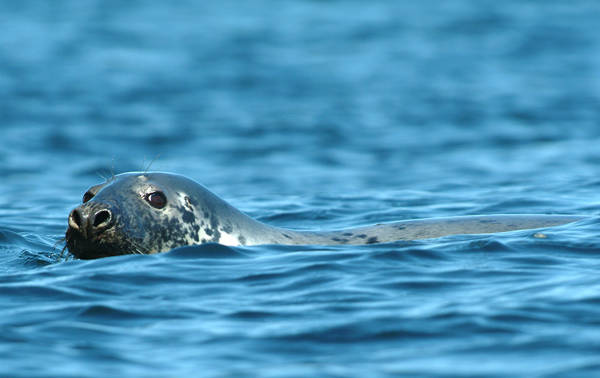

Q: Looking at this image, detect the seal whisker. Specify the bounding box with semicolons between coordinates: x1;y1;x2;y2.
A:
59;245;74;261
143;154;161;174
124;237;149;256
52;236;71;261
53;237;66;251
110;157;115;181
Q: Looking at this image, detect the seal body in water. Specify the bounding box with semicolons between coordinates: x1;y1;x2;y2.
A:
65;172;584;259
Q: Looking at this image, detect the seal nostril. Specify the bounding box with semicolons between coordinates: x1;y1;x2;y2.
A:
69;209;82;229
93;209;112;228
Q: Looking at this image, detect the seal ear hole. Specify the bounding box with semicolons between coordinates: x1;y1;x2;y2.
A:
145;191;167;209
82;191;94;203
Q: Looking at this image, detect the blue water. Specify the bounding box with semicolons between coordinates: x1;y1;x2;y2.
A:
2;1;600;376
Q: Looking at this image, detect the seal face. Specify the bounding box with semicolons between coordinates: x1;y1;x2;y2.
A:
65;172;230;259
65;172;585;259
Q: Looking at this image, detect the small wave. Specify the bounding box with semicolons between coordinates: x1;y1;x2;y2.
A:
163;243;248;259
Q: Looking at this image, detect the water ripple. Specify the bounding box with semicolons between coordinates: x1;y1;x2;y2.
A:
1;1;600;376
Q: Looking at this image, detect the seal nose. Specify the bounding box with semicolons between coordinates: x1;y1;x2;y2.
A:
68;207;113;237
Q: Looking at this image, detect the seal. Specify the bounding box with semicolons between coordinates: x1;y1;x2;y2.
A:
65;172;585;259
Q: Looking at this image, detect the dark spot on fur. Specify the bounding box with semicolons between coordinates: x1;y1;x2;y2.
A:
357;234;367;239
186;196;197;206
238;235;246;245
394;225;406;230
366;237;379;244
221;222;233;234
184;196;196;210
282;233;292;239
181;209;195;224
205;227;213;236
342;232;353;236
201;238;207;243
332;237;349;243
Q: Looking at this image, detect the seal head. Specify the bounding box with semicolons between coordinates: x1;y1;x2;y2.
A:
66;172;232;259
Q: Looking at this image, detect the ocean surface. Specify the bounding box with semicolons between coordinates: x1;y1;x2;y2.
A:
2;1;600;376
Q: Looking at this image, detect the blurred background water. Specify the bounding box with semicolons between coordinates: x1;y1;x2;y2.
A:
1;1;600;376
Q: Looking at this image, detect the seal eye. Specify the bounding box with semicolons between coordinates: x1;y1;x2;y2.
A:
145;191;167;209
82;191;94;203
